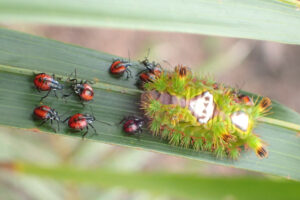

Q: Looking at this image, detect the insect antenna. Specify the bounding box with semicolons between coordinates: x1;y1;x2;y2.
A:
59;109;74;123
95;119;113;126
89;106;113;126
60;109;73;118
162;60;173;69
143;48;151;62
128;49;131;63
146;48;150;59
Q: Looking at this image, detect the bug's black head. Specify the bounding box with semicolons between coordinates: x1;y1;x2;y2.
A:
55;114;61;122
84;113;96;122
123;62;132;68
141;58;150;66
50;109;60;121
132;117;145;127
136;119;145;128
73;83;84;94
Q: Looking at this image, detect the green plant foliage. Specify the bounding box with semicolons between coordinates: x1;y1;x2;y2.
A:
0;28;300;180
1;0;300;44
278;0;300;7
2;162;300;200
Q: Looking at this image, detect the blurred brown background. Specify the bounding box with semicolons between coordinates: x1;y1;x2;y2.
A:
0;24;299;200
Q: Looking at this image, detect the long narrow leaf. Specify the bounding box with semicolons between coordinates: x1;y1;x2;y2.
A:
1;162;300;200
0;28;300;180
1;0;300;44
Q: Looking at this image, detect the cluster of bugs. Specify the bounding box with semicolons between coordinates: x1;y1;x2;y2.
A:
33;70;103;138
109;55;163;135
112;53;271;159
33;51;272;159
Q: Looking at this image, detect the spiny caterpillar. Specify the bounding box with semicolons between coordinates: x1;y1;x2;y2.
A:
141;66;271;159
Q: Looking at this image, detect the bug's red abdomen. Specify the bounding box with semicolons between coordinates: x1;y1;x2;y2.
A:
80;84;94;101
34;105;51;119
236;94;253;106
140;73;151;83
123;120;138;133
68;113;88;130
240;95;252;105
110;61;126;74
34;73;53;91
140;72;156;83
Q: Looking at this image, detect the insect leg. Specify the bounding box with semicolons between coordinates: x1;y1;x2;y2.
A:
50;119;57;133
126;68;133;79
63;116;71;123
53;90;59;99
82;126;89;138
40;90;51;101
89;123;97;134
57;120;60;132
120;116;129;124
39;118;49;126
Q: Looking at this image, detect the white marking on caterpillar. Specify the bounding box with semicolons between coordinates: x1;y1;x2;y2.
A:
231;111;249;131
189;91;215;124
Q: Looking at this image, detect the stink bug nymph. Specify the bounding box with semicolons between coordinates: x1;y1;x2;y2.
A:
120;116;145;136
33;73;64;101
63;69;94;103
33;105;61;132
109;59;132;79
140;58;163;76
64;113;97;138
64;112;111;138
138;57;163;84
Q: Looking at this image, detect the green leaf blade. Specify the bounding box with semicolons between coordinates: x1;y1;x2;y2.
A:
0;28;300;180
1;0;300;44
3;162;300;200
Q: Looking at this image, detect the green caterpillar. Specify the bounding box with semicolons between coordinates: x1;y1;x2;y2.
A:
141;66;271;159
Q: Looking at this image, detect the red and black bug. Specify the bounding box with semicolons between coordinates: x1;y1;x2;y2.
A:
140;58;162;76
120;116;145;136
238;94;253;106
33;105;61;132
139;72;157;83
141;58;162;74
64;113;97;138
138;57;163;85
63;69;94;102
233;94;254;106
109;59;132;79
34;73;64;101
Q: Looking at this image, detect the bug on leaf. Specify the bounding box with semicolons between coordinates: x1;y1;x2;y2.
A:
63;69;94;103
33;73;64;101
120;116;145;136
64;113;96;138
110;59;132;79
33;105;61;132
64;110;111;138
138;57;163;84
